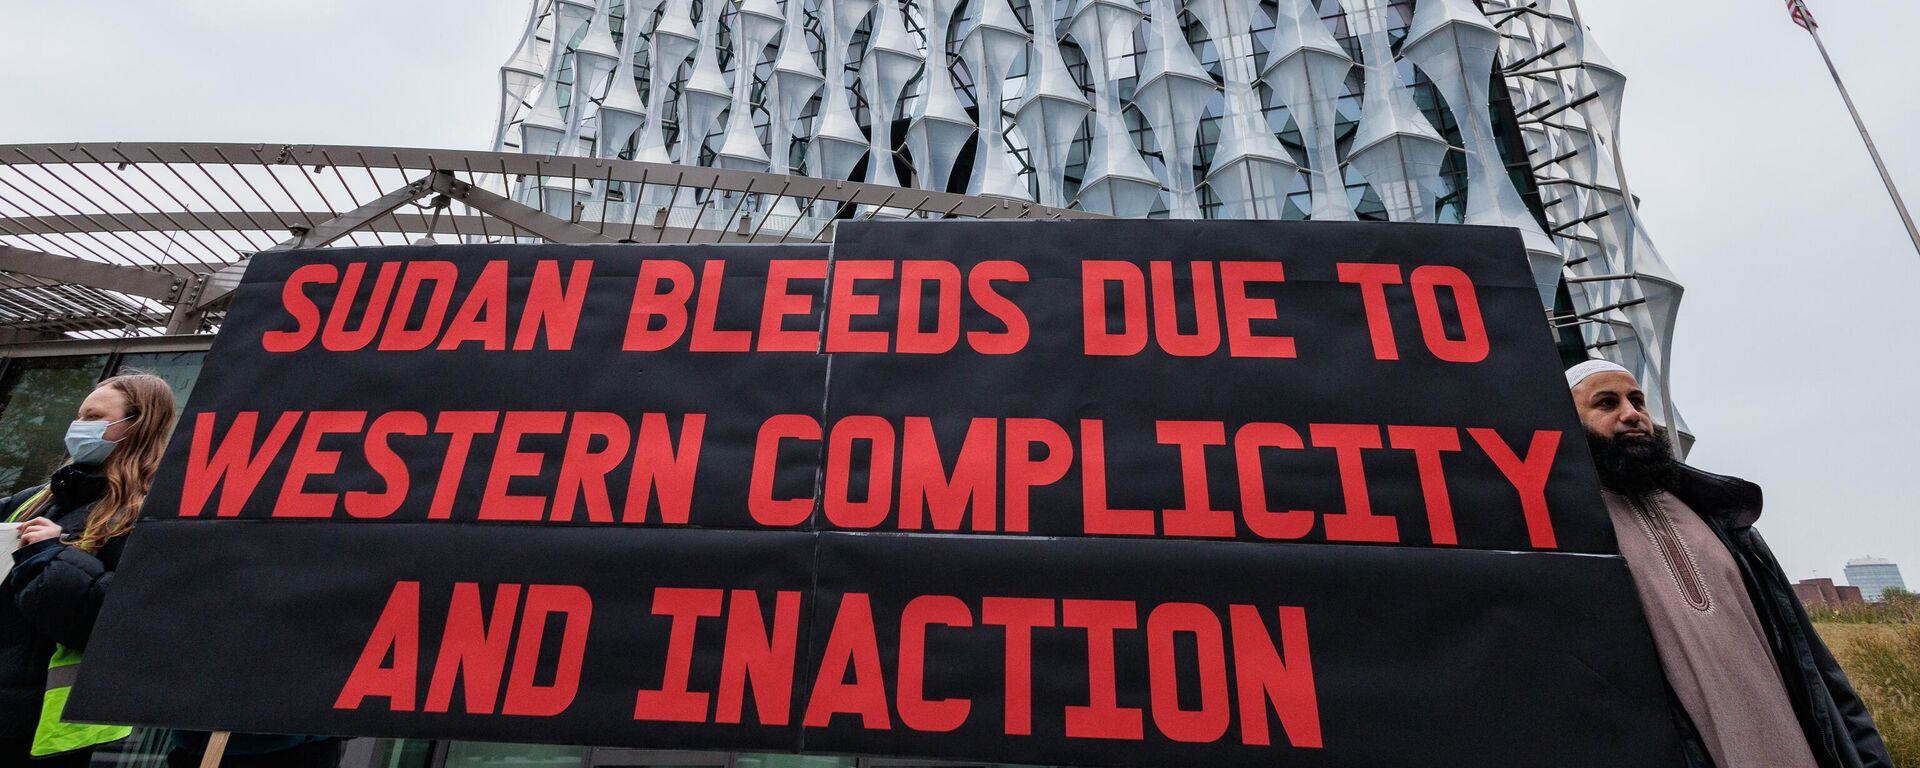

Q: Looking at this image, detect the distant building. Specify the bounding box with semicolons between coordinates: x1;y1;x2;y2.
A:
1844;557;1907;602
1794;578;1865;610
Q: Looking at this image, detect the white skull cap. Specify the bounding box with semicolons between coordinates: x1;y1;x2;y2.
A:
1565;359;1632;389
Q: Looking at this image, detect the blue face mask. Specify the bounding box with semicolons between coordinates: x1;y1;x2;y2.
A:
65;416;132;467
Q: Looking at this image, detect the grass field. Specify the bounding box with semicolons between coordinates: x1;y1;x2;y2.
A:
1817;620;1919;765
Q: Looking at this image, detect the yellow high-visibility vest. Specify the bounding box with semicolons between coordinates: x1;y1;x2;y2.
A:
9;487;132;756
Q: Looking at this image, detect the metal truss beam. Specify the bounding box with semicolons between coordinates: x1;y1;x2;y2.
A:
0;210;810;245
0;143;1103;220
184;170;625;321
268;174;437;251
173;174;439;331
429;171;620;244
0;210;309;241
0;210;322;240
0;244;182;301
5;310;170;334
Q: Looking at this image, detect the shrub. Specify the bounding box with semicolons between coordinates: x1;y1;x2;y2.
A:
1818;622;1920;765
1809;589;1920;624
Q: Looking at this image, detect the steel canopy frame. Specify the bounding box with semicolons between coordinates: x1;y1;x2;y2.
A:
0;142;1104;339
0;244;183;302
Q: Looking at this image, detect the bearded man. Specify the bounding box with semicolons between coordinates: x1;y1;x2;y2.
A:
1567;359;1888;768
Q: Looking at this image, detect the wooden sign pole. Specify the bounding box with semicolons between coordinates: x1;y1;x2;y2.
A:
197;731;231;768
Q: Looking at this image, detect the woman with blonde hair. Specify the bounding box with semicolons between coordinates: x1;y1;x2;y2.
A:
0;372;175;766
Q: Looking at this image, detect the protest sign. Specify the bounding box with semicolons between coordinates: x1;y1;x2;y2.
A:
72;221;1680;766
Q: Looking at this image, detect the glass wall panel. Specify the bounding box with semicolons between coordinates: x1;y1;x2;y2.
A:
732;756;857;768
0;354;109;497
445;742;588;767
87;734;431;767
111;351;207;422
589;748;734;767
367;738;437;768
88;727;172;766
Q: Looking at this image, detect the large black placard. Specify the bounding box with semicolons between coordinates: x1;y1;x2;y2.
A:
71;222;1681;766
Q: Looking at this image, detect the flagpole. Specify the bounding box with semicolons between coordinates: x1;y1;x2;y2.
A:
1805;23;1920;258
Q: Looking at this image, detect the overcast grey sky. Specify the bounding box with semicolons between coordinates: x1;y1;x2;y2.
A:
1;0;1914;583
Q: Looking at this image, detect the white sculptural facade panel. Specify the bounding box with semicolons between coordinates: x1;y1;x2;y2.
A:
492;0;1690;440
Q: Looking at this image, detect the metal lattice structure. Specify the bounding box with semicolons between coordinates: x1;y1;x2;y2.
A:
493;0;1690;435
0;142;1098;341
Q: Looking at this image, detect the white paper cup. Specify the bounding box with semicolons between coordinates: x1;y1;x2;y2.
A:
0;522;21;553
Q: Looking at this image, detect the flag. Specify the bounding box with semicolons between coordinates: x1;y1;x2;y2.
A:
1787;0;1818;31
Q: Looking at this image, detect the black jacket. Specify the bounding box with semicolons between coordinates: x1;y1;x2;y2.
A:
1667;464;1892;768
0;466;124;739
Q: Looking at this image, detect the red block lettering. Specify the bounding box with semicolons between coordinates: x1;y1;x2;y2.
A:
479;411;566;521
967;261;1029;355
182;411;303;518
715;590;802;726
517;259;592;351
430;412;499;520
262;264;337;352
323;261;401;352
633;587;723;722
897;261;962;354
346;411;427;519
759;259;828;352
981;597;1054;736
1309;424;1399;543
898;417;997;532
627;413;705;525
1062;599;1143;740
824;416;896;529
1337;263;1404;361
1220;261;1296;358
378;261;457;351
1082;261;1147;356
501;584;592;717
334;581;421;712
1230;605;1320;748
274;410;367;518
897;595;972;733
803;594;891;730
691;260;752;352
1410;265;1488;363
1003;418;1071;534
624;260;695;351
1467;428;1561;549
825;260;894;353
1388;425;1462;545
1147;603;1230;743
425;583;521;714
1082;419;1152;536
553;412;631;523
438;260;510;351
749;415;819;527
1233;423;1313;540
1149;261;1221;357
1157;420;1234;538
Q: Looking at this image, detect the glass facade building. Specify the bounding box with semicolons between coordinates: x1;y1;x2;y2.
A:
1844;557;1908;603
493;0;1691;438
